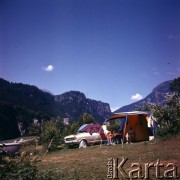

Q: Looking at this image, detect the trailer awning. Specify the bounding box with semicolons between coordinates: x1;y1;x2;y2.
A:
105;111;149;122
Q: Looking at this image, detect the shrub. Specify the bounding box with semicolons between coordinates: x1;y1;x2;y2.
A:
0;152;38;180
40;120;61;151
152;94;180;139
28;123;41;136
0;152;61;180
152;78;180;138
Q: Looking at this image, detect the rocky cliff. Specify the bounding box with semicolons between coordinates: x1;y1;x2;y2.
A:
55;91;112;123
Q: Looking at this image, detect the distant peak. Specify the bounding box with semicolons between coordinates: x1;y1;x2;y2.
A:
40;88;54;95
58;91;86;97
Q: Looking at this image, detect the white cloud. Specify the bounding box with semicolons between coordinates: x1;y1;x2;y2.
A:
131;93;143;101
43;65;55;72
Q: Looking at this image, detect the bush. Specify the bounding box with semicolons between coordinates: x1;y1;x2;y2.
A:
151;77;180;139
0;152;61;180
152;92;180;138
0;152;38;180
28;123;41;136
40;120;61;151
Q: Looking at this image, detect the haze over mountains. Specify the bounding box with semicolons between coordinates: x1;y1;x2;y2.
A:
0;78;174;140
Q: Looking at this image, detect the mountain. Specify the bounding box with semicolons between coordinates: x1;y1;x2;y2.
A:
114;80;173;113
0;78;62;140
55;91;112;123
0;78;176;140
40;88;54;96
0;78;61;116
0;78;112;140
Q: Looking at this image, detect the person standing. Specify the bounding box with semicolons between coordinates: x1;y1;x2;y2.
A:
125;127;134;144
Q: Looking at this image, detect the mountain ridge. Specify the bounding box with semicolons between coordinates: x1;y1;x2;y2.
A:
55;90;112;123
0;78;112;139
114;80;173;113
0;77;176;140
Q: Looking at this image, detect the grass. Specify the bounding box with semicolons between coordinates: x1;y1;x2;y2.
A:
36;136;180;180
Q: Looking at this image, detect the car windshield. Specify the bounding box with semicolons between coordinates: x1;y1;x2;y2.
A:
77;130;87;133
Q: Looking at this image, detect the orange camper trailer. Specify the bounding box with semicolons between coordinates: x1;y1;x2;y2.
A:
105;111;152;142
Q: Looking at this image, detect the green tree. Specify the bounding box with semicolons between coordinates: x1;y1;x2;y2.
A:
28;123;41;136
41;120;62;150
80;113;96;124
152;77;180;138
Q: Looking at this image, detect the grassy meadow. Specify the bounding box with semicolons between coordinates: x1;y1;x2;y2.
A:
35;136;180;180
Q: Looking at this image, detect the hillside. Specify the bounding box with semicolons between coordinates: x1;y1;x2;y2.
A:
115;80;173;113
0;78;112;140
0;78;61;140
0;78;60;116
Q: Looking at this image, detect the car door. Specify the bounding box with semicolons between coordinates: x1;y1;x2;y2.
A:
88;127;101;143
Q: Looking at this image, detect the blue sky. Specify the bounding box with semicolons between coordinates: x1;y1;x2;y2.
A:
0;0;180;111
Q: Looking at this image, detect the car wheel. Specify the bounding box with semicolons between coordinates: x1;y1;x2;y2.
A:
79;140;87;148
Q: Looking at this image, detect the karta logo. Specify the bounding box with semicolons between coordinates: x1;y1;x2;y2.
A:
107;157;179;179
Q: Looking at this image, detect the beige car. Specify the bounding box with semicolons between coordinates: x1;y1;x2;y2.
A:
64;124;107;148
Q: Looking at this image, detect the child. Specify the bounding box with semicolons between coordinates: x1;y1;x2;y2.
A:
106;131;113;145
125;127;134;144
